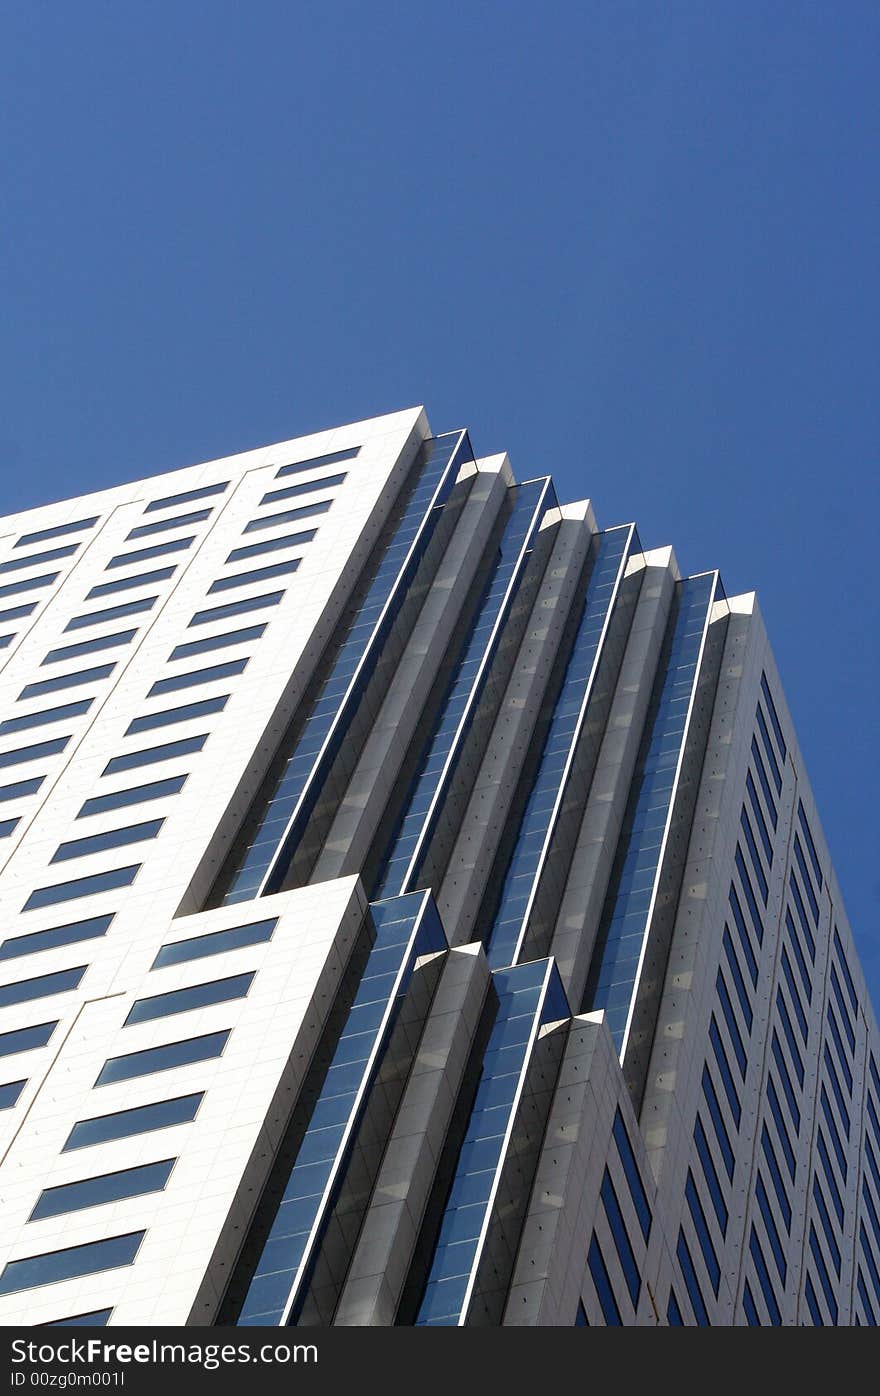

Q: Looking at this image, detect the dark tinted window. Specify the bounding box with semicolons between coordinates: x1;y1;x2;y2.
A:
64;1094;203;1151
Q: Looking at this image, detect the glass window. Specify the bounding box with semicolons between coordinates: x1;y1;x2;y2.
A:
208;559;300;594
42;629;136;665
829;966;856;1054
770;1033;801;1132
611;1110;651;1241
587;1233;621;1326
79;776;186;818
20;664;114;699
39;1310;113;1328
817;1129;845;1224
676;1230;710;1326
734;849;764;944
0;602;38;624
709;1017;741;1127
87;565;176;599
64;1093;203;1151
600;1169;641;1305
728;885;759;986
742;1280;761;1326
0;737;70;770
760;1125;791;1232
775;990;805;1087
147;659;247;697
0;544;78;574
833;928;858;1012
51;820;164;863
95;1031;230;1085
0;699;93;736
793;836;820;922
0;1079;26;1109
16;518;98;548
694;1114;728;1235
103;733;207;775
750;737;778;828
0;817;21;838
64;596;157;631
745;772;774;865
0;776;44;803
226;527;318;564
260;470;347;506
242;498;332;534
145;482;228;513
760;672;787;759
0;1234;144;1296
808;1223;838;1323
190;592;284;626
152;918;276;969
124;972;255;1025
0;572;59;599
740;808;768;903
127;509;212;540
30;1159;175;1220
0;965;86;1008
701;1065;735;1180
667;1290;684;1325
804;1273;824;1326
0;914;113;962
169;624;266;661
0;635;14;651
766;1075;797;1179
125;696;228;734
0;1021;57;1058
819;1086;846;1177
812;1176;841;1276
23;865;139;911
755;706;783;792
722;927;753;1031
275;447;359;478
749;1226;781;1325
794;802;822;887
755;1172;787;1282
716;969;747;1078
685;1170;720;1295
106;538;194;570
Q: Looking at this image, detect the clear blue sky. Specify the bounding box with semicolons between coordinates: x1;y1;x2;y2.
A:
2;4;878;992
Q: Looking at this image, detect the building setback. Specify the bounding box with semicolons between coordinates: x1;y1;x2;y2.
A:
0;406;875;1327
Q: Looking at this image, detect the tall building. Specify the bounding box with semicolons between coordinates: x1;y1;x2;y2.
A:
0;406;875;1328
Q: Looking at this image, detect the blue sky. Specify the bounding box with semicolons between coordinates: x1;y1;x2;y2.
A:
2;4;878;991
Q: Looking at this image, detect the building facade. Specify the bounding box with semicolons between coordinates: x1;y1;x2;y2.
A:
0;406;875;1327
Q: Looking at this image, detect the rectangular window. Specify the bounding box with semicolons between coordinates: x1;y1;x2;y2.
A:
226;527;318;564
0;776;44;802
0;1080;26;1109
64;596;157;631
749;1226;781;1325
242;499;332;533
0;737;70;770
151;917;276;969
600;1169;641;1306
0;699;93;736
722;927;753;1030
87;566;176;599
51;820;164;863
0;914;113;962
0;602;38;624
125;696;228;735
797;801;823;887
42;629;137;665
23;865;139;911
103;734;207;775
0;1234;144;1297
760;1125;791;1232
709;1016;741;1126
29;1160;175;1221
701;1066;735;1180
685;1170;720;1295
694;1114;728;1235
0;544;78;574
20;664;114;698
207;559;300;594
17;518;98;548
755;706;783;793
587;1233;621;1326
793;837;820;922
145;482;228;513
0;573;59;599
0;965;86;1009
78;776;186;818
275;448;359;478
169;624;266;661
611;1110;652;1241
106;539;195;571
127;508;212;540
190;591;284;627
124;972;255;1025
147;659;247;697
95;1031;230;1086
676;1230;710;1326
63;1093;203;1151
0;1021;56;1058
260;470;347;506
760;672;787;758
755;1172;787;1282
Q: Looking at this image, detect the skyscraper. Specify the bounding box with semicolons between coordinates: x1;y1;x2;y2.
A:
0;406;875;1327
